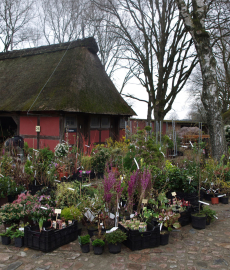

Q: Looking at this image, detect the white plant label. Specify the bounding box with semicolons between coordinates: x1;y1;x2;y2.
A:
109;213;115;219
130;214;135;219
67;188;75;191
106;227;118;233
218;194;226;197
55;209;61;214
198;200;210;205
134;158;139;169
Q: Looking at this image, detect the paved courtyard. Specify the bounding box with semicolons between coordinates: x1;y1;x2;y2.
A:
0;203;230;270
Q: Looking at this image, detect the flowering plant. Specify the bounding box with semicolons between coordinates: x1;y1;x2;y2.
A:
0;203;24;224
54;142;69;158
158;209;181;231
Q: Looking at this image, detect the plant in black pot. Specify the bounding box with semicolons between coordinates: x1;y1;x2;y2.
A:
105;229;127;254
158;209;181;245
92;239;105;255
78;234;90;253
0;225;14;245
11;229;24;247
219;180;230;204
201;206;217;225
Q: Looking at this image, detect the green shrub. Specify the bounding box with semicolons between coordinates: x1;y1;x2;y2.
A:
78;234;90;245
92;239;105;247
105;229;127;244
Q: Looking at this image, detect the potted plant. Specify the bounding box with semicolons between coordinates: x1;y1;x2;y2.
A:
105;229;127;254
158;209;181;245
0;225;14;245
78;234;90;253
201;206;217;225
11;229;24;247
92;238;105;255
0;202;24;228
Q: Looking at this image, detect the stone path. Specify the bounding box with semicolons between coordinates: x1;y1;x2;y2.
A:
1;203;230;270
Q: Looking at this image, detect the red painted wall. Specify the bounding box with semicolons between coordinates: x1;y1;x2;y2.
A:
20;116;37;135
24;138;37;149
40;117;59;136
65;132;77;145
119;129;125;140
90;130;99;144
101;130;110;142
39;139;60;152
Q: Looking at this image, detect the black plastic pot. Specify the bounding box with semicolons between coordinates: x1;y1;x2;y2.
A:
160;231;169;245
1;236;11;245
108;243;121;254
87;226;98;238
15;237;24;247
206;217;211;225
220;196;229;204
93;245;104;255
191;214;206;230
81;244;90;253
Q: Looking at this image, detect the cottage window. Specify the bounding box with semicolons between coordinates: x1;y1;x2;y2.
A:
101;116;110;128
120;118;126;129
65;117;77;128
90;116;100;128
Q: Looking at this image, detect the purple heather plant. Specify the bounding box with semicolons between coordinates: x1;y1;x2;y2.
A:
103;170;116;203
127;170;139;212
141;168;151;192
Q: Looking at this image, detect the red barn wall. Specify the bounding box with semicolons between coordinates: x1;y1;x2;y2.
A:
20;115;60;151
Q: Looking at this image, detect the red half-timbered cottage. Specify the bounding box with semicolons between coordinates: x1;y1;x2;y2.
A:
0;37;135;150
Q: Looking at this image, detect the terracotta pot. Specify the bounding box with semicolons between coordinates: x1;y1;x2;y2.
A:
59;172;68;181
211;197;219;205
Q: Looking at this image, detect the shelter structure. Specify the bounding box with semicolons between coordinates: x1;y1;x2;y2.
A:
0;37;135;150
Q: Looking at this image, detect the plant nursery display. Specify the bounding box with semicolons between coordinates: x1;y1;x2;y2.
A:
0;127;226;254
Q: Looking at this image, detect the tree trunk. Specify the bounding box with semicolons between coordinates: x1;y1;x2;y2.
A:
176;0;227;161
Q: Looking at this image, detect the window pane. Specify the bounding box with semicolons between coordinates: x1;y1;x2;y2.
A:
120;118;125;128
66;117;76;127
90;116;100;128
101;116;110;128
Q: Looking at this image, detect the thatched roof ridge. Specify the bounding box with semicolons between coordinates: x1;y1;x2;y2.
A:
0;37;135;116
0;37;99;60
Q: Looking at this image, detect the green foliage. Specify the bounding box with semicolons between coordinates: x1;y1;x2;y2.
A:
0;176;10;198
105;229;127;244
55;182;81;208
91;145;110;173
201;206;216;222
11;229;24;239
81;155;92;171
0;225;15;237
78;234;90;245
61;206;82;221
92;239;105;247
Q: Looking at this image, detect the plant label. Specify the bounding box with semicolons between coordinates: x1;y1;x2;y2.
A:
130;214;135;219
109;213;115;219
19;228;24;231
106;227;118;233
198;200;210;205
55;209;61;214
142;199;148;204
171;192;177;196
218;194;226;197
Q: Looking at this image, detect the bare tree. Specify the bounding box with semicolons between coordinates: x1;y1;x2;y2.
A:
0;0;35;52
176;0;227;160
39;0;84;44
92;0;198;125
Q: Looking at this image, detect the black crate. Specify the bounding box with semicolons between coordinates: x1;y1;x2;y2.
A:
118;224;160;251
24;220;78;252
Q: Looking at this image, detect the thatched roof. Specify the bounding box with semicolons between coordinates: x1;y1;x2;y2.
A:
0;37;135;116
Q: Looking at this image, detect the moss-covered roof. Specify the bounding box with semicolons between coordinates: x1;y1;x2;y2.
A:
0;37;135;116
